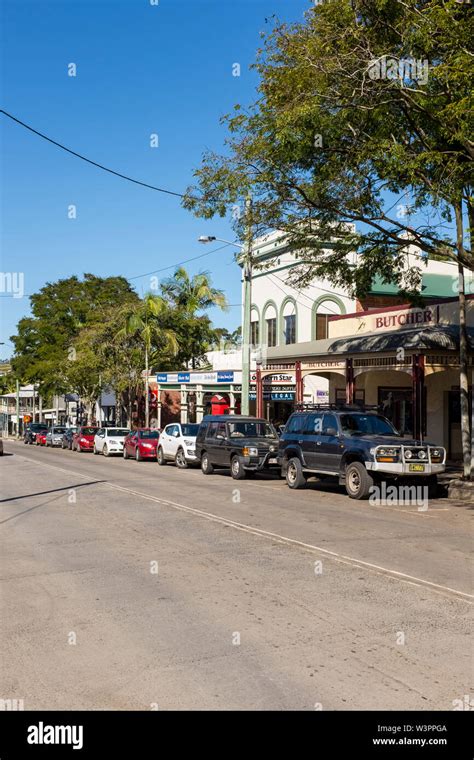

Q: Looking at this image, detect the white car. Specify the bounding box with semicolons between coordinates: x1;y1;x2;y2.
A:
93;427;130;457
157;422;199;468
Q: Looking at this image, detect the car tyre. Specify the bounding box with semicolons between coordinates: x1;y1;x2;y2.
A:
345;461;373;500
135;447;142;462
157;447;167;466
201;452;214;475
123;447;128;459
286;457;306;489
103;445;109;457
93;445;100;455
231;455;246;480
175;448;188;469
427;475;438;500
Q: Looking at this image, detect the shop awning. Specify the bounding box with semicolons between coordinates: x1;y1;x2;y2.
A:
328;325;474;355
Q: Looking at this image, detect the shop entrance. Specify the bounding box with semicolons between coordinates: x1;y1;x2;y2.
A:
377;387;424;437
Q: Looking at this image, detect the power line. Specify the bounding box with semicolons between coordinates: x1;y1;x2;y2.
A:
0;109;222;204
128;243;232;280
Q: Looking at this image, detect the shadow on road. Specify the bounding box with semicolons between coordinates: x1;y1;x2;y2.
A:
0;480;104;506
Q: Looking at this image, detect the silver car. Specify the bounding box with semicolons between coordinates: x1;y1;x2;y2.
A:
46;426;67;447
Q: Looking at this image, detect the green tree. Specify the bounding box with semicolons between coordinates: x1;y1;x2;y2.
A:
161;268;228;368
117;293;178;426
184;0;473;472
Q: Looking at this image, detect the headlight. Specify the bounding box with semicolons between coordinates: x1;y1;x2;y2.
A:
243;446;258;456
430;447;444;462
418;450;427;459
404;450;412;459
375;447;399;462
183;439;194;447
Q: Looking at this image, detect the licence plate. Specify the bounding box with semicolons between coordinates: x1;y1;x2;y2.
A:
268;457;278;464
409;464;425;472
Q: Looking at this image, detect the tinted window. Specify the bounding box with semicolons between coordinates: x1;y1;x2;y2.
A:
167;425;179;436
52;427;67;433
181;424;199;436
107;429;129;436
206;422;219;439
196;423;207;440
322;414;338;435
340;414;399;436
285;415;306;434
139;430;159;439
304;414;323;434
81;427;98;435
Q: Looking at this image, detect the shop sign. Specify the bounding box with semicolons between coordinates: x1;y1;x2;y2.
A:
157;371;241;385
249;391;295;401
253;372;295;385
373;306;439;330
301;360;345;370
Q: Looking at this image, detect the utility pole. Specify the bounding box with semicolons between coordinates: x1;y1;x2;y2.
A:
241;193;253;416
15;378;20;438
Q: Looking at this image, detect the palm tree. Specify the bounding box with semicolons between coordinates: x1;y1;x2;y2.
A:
161;267;228;315
161;268;228;368
117;294;178;427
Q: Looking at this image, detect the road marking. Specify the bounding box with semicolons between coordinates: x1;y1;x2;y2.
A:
6;446;473;604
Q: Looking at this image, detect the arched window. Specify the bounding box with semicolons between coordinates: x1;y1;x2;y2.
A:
263;302;278;347
250;306;260;348
313;297;345;340
281;298;297;345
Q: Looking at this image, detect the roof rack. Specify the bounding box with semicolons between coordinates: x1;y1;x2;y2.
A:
293;403;380;412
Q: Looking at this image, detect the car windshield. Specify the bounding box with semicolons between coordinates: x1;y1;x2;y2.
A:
340;414;399;436
107;429;129;436
227;421;277;439
29;424;45;431
81;427;98;435
53;427;67;433
181;424;199;437
139;430;159;439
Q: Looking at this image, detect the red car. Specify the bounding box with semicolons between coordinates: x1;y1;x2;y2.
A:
35;429;48;446
72;426;99;453
123;429;160;461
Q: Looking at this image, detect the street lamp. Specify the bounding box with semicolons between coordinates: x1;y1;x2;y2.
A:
198;211;253;416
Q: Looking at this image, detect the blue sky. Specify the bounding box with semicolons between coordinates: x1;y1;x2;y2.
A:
1;0;310;356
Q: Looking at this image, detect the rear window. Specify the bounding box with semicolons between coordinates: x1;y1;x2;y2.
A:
53;427;67;433
107;429;129;436
181;424;199;436
81;427;98;435
139;430;159;439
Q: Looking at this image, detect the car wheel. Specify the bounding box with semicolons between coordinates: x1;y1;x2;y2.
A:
103;445;109;457
231;455;246;480
135;447;142;462
77;445;82;453
345;461;373;500
201;452;214;475
157;447;167;466
93;445;99;455
427;475;438;500
123;447;128;459
286;457;306;489
175;448;188;469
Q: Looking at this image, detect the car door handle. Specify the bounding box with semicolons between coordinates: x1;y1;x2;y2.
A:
298;439;303;444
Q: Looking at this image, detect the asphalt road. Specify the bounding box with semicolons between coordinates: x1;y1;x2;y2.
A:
1;439;472;710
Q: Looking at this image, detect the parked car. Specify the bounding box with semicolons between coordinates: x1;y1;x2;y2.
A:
0;438;3;456
157;422;199;468
93;427;130;456
24;423;47;444
123;428;160;461
46;426;67;447
36;429;48;446
278;406;446;500
195;415;280;479
61;427;78;449
72;426;99;453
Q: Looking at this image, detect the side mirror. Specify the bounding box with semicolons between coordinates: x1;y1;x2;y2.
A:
325;427;338;437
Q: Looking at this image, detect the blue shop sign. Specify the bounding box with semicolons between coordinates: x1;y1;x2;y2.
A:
217;371;234;382
177;372;190;383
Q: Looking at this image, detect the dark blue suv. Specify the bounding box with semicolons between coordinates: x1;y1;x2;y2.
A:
278;406;446;499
